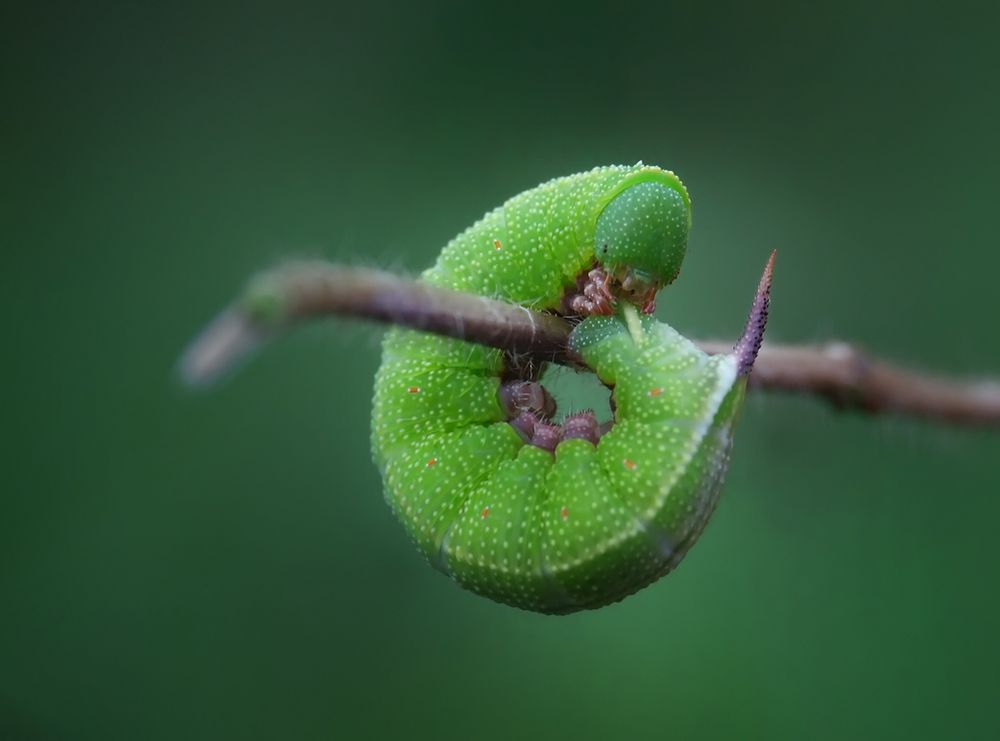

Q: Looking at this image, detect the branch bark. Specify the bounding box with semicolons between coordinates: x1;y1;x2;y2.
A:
698;341;1000;425
179;261;1000;427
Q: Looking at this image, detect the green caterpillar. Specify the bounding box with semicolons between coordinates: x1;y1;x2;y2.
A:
371;163;770;614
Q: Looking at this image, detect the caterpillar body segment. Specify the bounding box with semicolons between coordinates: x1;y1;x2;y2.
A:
372;304;746;613
421;164;690;309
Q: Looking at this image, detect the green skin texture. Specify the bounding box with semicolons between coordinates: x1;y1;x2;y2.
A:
371;164;748;614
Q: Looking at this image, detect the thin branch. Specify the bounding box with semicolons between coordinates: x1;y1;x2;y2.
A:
699;340;1000;425
179;261;1000;427
179;263;573;384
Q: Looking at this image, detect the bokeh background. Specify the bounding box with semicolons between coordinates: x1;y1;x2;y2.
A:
4;2;1000;739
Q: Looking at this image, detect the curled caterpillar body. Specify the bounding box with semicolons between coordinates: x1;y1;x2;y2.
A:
371;164;762;614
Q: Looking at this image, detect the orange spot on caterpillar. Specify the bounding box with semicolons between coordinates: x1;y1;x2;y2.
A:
481;506;490;519
560;506;569;520
623;458;637;471
648;387;663;397
426;457;438;468
407;386;421;394
493;239;502;250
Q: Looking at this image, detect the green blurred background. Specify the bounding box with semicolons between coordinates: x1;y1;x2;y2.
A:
4;2;999;739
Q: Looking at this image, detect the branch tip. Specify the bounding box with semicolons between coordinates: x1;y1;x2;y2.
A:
177;308;268;388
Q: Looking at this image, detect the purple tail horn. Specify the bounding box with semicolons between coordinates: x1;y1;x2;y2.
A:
734;250;776;377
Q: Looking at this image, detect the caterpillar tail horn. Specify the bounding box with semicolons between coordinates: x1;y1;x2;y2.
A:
734;250;776;377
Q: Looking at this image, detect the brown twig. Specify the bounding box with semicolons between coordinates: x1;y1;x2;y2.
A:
179;261;1000;427
178;263;574;384
699;341;1000;425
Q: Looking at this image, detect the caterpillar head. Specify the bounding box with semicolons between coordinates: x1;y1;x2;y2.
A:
590;176;691;313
